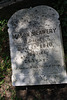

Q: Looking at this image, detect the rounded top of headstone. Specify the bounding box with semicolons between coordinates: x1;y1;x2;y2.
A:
7;5;59;28
8;5;67;86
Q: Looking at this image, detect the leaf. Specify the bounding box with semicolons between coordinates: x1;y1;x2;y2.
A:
0;80;4;85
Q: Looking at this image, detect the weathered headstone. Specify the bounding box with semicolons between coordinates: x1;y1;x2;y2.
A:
8;6;67;86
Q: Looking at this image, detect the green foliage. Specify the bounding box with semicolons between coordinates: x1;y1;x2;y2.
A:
0;19;7;31
0;19;10;86
0;57;10;85
11;97;22;100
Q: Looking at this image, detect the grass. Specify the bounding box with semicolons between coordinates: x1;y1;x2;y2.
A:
0;19;11;86
0;0;67;99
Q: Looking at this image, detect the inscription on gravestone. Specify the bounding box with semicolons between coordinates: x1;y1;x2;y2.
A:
8;6;67;86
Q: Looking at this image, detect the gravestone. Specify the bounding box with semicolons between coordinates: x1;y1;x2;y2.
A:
8;5;67;86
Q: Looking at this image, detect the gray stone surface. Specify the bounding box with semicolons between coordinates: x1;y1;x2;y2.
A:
8;5;67;86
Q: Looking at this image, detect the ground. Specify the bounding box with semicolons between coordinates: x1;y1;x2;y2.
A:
0;0;67;100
